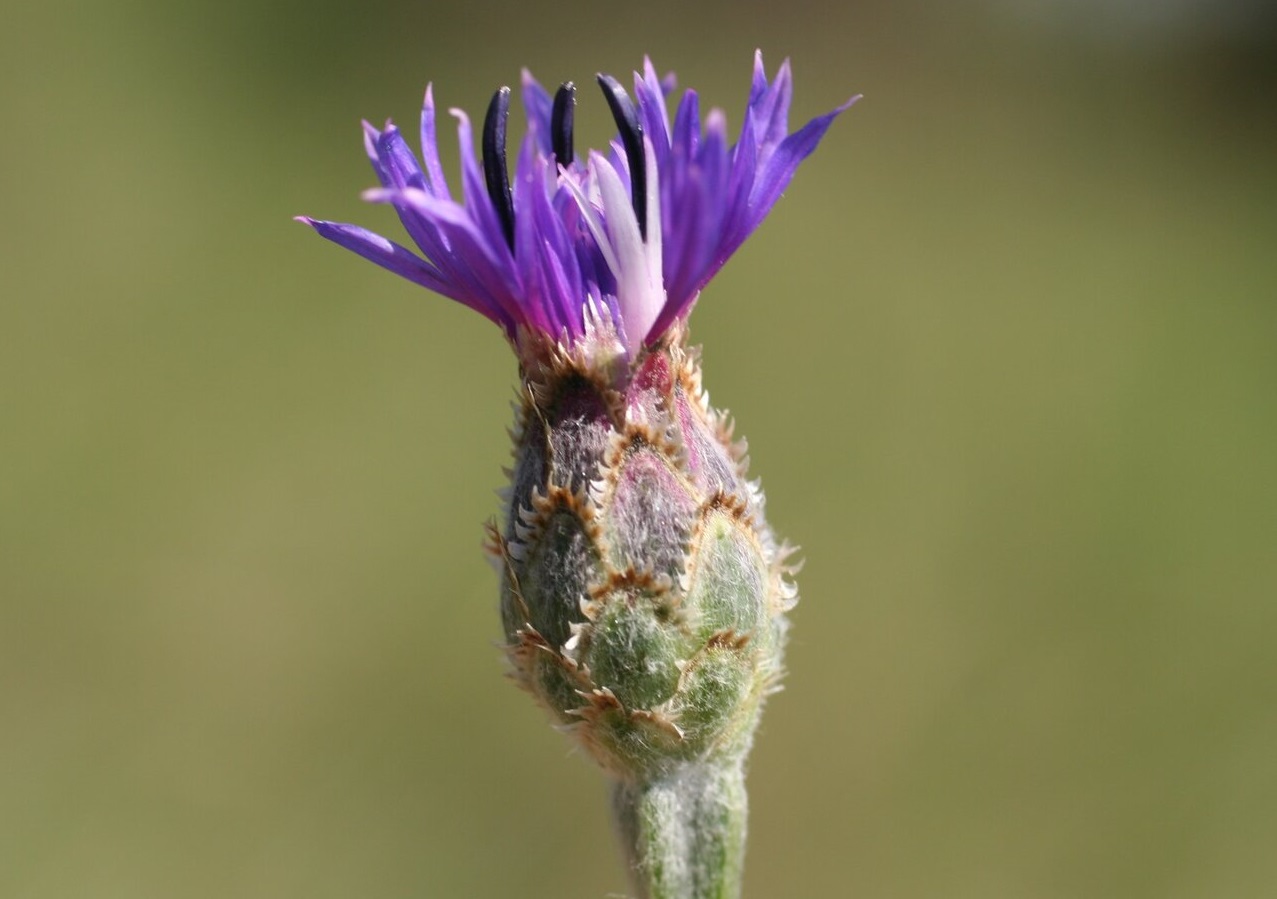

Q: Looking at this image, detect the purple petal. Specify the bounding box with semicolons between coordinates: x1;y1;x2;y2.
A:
512;151;559;335
635;58;671;150
362;120;391;187
419;85;452;200
362;122;460;269
729;95;859;256
748;57;793;163
526;181;584;337
374;125;426;191
722;108;758;256
654;118;728;330
451;109;514;275
520;69;555;159
671;89;701;159
748;49;769;108
365;187;524;329
296;216;512;326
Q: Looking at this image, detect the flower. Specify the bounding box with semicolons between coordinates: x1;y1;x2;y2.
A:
298;53;858;899
298;51;857;359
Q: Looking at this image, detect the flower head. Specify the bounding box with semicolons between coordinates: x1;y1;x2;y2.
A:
298;52;858;899
298;52;856;358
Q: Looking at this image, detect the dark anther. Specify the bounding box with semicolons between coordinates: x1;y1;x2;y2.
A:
483;86;516;251
551;82;576;167
596;73;647;240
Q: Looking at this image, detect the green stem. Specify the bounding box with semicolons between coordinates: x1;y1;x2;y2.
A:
612;760;748;899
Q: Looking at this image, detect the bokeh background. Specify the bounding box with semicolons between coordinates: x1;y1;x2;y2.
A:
3;0;1276;896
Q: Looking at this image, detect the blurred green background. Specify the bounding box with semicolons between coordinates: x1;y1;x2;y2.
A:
3;0;1276;896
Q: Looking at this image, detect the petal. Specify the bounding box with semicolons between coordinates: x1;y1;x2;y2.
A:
671;89;701;159
729;95;859;256
451;108;514;271
748;48;769;108
363;188;523;329
635;58;671;151
362;120;390;186
419;84;452;200
592;152;663;355
722;108;758;256
519;69;555;159
512;152;565;335
362;121;459;263
296;216;510;326
654;117;728;330
374;123;426;191
747;54;793;161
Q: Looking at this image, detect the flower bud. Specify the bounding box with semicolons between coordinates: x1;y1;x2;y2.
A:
491;332;798;779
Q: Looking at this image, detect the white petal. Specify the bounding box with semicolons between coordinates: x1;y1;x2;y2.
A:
593;152;665;356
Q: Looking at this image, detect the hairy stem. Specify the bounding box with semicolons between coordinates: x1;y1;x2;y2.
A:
612;761;748;899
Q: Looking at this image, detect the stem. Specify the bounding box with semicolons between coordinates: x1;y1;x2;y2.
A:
612;760;748;899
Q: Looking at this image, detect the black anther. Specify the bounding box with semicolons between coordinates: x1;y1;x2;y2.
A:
596;74;647;240
482;86;515;251
551;82;576;166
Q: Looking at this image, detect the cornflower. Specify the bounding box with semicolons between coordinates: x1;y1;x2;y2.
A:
299;51;856;899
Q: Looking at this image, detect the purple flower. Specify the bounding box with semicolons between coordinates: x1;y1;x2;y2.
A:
298;51;857;359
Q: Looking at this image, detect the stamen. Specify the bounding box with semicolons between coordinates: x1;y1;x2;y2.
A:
482;86;515;251
596;74;647;240
552;82;576;166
